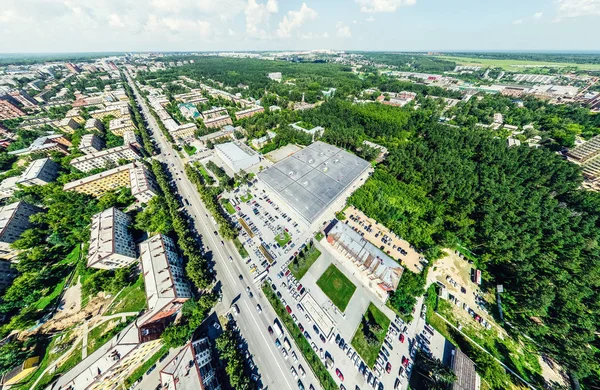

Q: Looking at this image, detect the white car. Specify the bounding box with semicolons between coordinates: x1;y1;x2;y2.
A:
256;304;262;313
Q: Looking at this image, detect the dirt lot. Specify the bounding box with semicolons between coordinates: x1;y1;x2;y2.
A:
344;206;424;273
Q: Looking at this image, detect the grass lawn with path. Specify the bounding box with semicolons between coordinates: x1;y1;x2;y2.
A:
240;192;253;202
104;276;146;315
316;264;356;312
220;198;236;215
351;303;391;368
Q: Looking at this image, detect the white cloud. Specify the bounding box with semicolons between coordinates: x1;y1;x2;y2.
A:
108;14;125;28
149;0;245;20
245;0;278;38
355;0;416;13
277;2;317;38
301;32;329;40
145;15;213;37
533;11;543;19
554;0;600;19
336;21;352;38
512;19;524;24
365;16;376;22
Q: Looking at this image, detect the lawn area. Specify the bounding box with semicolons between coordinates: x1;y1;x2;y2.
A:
240;192;253;202
35;279;66;310
262;283;338;390
351;303;390;368
104;276;146;315
314;231;324;241
183;144;196;156
233;237;249;258
31;341;82;390
288;244;321;280
220;198;236;215
87;317;132;355
194;162;215;185
275;231;291;247
316;264;356;312
436;55;600;71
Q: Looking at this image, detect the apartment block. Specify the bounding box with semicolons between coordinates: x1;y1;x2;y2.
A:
85;118;104;133
64;162;157;203
70;145;140;173
8;134;71;156
160;338;221;390
17;158;60;186
0;201;41;259
65;107;86;125
123;130;142;149
90;105;128;120
57;117;80;134
109;117;136;136
203;114;232;129
235;105;264;120
87;207;136;270
79;134;105;155
0;98;24;120
8;90;37;108
138;234;192;341
170;123;197;140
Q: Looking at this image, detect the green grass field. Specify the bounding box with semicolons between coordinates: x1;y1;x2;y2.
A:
351;303;391;368
221;199;236;215
436;55;600;71
195;163;215;185
275;231;291;247
240;192;253;202
233;237;249;258
316;264;356;312
104;277;146;315
288;245;321;280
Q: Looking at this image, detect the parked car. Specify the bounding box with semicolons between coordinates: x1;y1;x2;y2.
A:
386;362;392;373
336;368;344;381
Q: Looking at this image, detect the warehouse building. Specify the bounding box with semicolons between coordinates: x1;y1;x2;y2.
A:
214;141;260;173
257;141;372;226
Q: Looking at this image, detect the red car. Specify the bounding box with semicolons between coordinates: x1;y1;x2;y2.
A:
401;356;408;367
297;284;303;291
335;368;344;381
299;323;304;332
386;362;392;373
285;270;291;276
286;305;292;314
399;334;405;343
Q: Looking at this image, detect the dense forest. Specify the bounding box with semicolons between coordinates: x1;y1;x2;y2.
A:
356;52;457;73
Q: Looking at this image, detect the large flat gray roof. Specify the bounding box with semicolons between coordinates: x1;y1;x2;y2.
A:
258;141;370;223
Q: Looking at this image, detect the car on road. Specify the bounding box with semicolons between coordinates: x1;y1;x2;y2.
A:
298;323;304;332
292;351;298;362
312;324;320;334
220;240;224;246
239;274;243;280
398;366;404;376
399;334;405;343
146;364;156;375
275;338;281;348
336;368;344;381
386;362;392;373
283;349;289;359
401;356;408;367
228;256;233;262
286;305;292;313
232;304;240;315
214;231;218;235
256;304;262;313
298;379;305;390
268;326;273;335
335;334;341;344
320;334;326;343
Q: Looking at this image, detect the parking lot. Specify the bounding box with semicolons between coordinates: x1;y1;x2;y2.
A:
344;206;425;274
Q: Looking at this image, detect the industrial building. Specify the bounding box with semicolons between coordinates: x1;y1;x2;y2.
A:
70;145;141;172
160;338;221;390
214;141;260;173
0;201;41;259
325;219;403;295
87;207;137;269
257;141;372;225
79;133;105;154
63;162;158;203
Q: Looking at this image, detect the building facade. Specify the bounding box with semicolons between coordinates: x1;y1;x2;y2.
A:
235;106;264;120
214;141;260;173
160;338;221;390
0;201;41;259
87;207;137;270
79;134;105;155
109;117;136;136
70;145;141;173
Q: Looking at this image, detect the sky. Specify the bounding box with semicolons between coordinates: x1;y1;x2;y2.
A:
0;0;598;53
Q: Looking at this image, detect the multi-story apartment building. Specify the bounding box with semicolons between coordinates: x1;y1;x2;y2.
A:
8;90;37;108
203;114;232;129
0;201;41;259
57;117;80;134
63;162;157;203
85;118;104;133
8;134;71;156
65;107;86;125
90;104;128;120
138;234;192;341
109;117;136;136
170;123;197;140
17;157;60;186
0;260;18;291
0;98;25;120
87;207;137;270
566;135;600;190
0;177;21;200
160;338;221;390
79;134;105;155
70;145;140;173
122;130;142;150
235;105;264;120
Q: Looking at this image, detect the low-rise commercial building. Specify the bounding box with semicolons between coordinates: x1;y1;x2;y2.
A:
204;114;233;129
290;122;324;140
79;134;105;155
160;338;221;390
64;162;157;202
87;207;137;269
70;145;141;172
214;141;260;173
178;102;201;119
198;126;236;147
235;106;264;120
251;131;276;149
109;117;136;136
0;201;41;259
268;72;282;82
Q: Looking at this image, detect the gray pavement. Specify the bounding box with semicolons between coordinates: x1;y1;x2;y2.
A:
126;70;317;390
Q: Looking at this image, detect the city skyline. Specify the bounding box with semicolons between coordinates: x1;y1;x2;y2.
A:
0;0;599;53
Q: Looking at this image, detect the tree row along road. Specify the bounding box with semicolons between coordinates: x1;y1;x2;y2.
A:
125;70;317;390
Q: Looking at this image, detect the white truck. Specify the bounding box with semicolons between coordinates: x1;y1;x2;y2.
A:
273;319;284;338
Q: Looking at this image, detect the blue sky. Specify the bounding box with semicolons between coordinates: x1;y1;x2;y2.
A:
0;0;598;53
